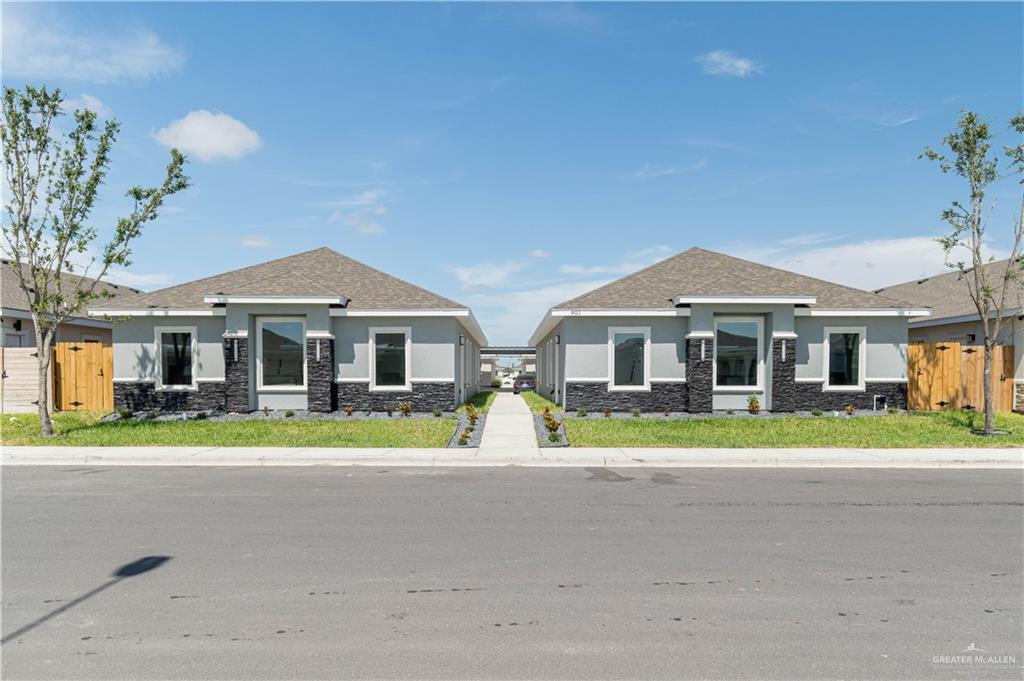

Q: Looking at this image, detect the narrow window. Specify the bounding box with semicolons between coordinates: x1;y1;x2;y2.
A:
261;320;304;387
715;320;760;387
374;332;407;387
828;332;861;387
612;331;645;387
160;331;193;386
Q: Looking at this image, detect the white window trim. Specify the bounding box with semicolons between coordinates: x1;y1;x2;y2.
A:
256;317;307;393
154;325;198;392
608;326;651;392
823;326;867;392
369;326;412;392
713;317;764;393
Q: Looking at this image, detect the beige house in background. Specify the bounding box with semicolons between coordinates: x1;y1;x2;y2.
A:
875;258;1024;408
1;260;140;412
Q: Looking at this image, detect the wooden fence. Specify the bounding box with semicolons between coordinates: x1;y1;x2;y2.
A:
53;339;113;411
908;342;1015;412
1;347;41;413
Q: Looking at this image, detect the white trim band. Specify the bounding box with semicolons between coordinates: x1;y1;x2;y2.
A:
673;295;816;305
203;295;349;305
89;309;226;317
794;308;931;317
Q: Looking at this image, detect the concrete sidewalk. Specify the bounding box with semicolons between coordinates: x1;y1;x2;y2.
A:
2;446;1021;468
478;392;540;455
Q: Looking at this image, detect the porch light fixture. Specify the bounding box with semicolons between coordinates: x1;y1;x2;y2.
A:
459;335;465;346
554;334;560;345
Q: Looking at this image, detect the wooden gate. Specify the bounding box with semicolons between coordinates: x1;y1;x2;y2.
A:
908;342;1015;412
1;347;41;413
54;339;113;411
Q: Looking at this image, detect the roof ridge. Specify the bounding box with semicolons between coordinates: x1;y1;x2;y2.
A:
317;248;468;309
551;247;694;308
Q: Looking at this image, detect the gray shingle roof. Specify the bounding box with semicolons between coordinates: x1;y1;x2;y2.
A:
874;258;1024;322
88;247;467;311
2;259;141;314
553;247;917;310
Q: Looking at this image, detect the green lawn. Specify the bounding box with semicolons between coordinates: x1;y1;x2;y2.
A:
564;411;1024;448
1;411;457;448
457;390;497;414
518;390;560;413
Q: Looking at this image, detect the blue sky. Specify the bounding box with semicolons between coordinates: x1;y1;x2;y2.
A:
3;2;1022;343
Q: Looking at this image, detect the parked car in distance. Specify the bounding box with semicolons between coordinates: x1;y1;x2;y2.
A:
513;375;536;394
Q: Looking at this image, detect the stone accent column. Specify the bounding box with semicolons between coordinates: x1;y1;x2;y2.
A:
770;336;797;412
224;335;250;412
306;336;335;412
686;335;714;413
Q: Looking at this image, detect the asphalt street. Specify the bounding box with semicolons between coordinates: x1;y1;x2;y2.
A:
2;466;1021;680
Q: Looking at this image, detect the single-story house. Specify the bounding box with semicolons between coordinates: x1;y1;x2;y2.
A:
874;257;1024;407
88;247;487;413
529;247;929;412
2;259;140;412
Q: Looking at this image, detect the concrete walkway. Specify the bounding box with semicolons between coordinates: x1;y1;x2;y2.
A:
478;392;540;455
2;446;1021;468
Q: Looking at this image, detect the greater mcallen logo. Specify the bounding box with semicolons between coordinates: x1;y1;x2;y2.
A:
932;643;1017;666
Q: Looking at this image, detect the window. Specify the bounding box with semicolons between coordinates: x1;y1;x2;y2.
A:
257;318;305;390
370;327;410;391
824;327;865;390
714;318;762;389
155;327;196;390
608;327;649;390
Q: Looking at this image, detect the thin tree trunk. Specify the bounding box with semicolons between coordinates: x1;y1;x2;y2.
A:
36;341;53;437
983;340;995;434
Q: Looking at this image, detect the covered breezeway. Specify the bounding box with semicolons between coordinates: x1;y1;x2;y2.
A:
479;346;536;390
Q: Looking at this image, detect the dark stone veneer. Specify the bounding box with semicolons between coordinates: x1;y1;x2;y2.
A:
770;340;907;411
565;381;688;412
114;381;226;412
306;337;335;412
335;381;456;412
686;335;714;413
223;336;250;412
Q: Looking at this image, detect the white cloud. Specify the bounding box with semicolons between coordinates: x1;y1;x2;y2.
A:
446;262;526;291
61;94;111;118
736;236;1008;291
2;7;184;83
468;279;612;346
631;160;708;179
154;111;262;162
530;249;551;258
326;188;389;235
239;235;272;248
102;269;173;289
561;245;674;276
696;50;762;78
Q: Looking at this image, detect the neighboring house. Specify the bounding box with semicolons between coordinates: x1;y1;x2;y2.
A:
875;257;1024;406
88;248;487;413
1;259;140;412
529;247;929;412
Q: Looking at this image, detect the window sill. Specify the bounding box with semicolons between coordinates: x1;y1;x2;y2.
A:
714;386;764;393
370;385;413;392
156;385;198;392
822;385;866;393
257;385;307;393
607;384;651;392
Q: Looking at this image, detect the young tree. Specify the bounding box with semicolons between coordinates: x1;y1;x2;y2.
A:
2;86;189;436
923;110;1024;434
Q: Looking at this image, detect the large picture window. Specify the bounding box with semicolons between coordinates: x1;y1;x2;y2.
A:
824;327;865;390
715;319;762;389
155;327;196;390
371;327;411;391
257;318;305;389
609;327;649;390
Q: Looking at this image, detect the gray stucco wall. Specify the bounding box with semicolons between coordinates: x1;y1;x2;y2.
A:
332;316;458;383
560;316;689;381
794;316;909;381
112;316;226;381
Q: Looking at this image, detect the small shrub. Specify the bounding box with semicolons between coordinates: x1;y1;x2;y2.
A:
576;407;587;417
399;402;413;417
663;407;670;417
630;407;641;418
466;403;479;426
747;395;761;415
491;379;502;389
385;406;394;417
193;411;208;420
543;406;551;415
548;432;560;443
726;408;734;415
811;408;823;417
887;406;898;415
432;408;442;418
343;405;354;416
543;412;561;433
844;403;855;415
603;407;612;418
284;409;295;418
458;428;472;445
150;409;159;420
117;407;133;419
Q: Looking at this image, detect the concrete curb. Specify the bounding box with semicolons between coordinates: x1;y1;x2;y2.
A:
2;446;1021;468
